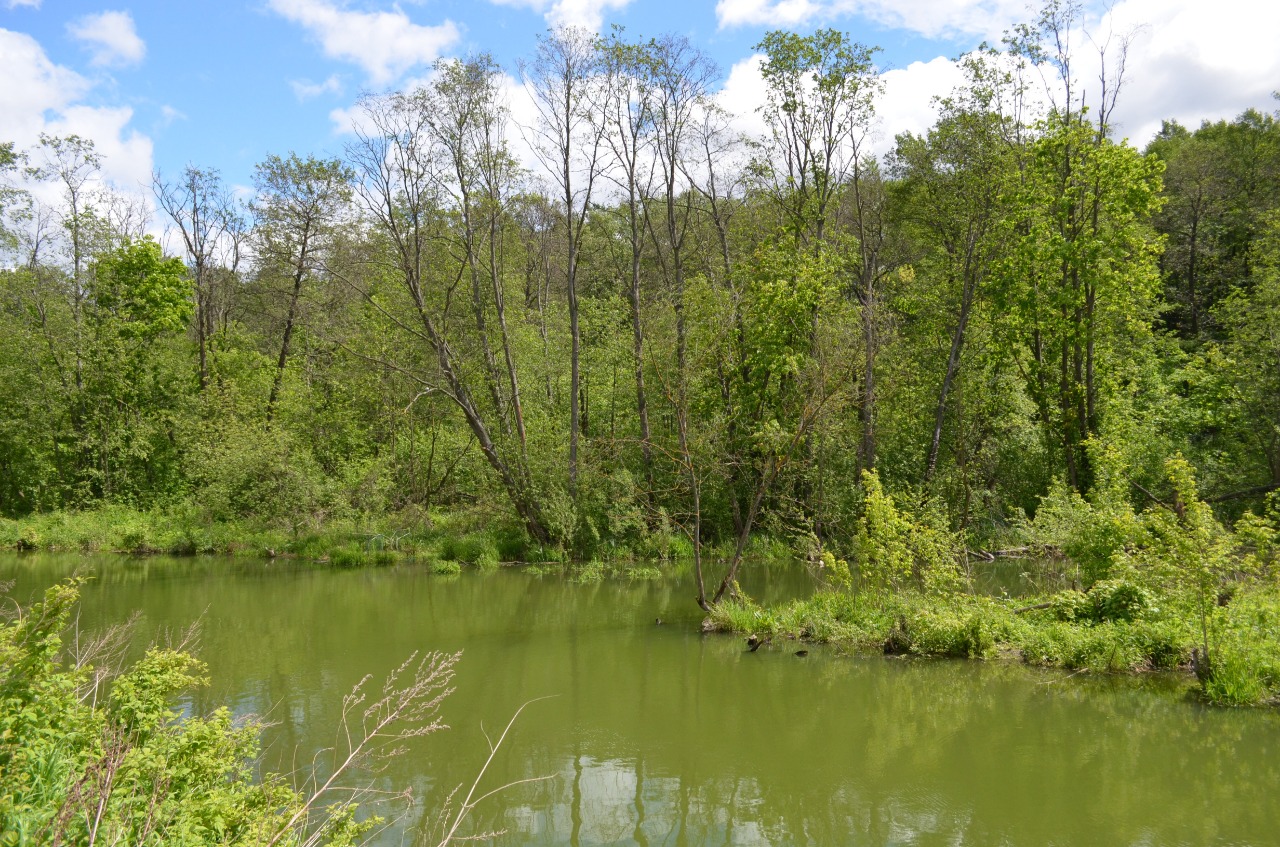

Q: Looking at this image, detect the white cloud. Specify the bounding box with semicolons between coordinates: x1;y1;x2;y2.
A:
5;0;41;8
67;10;146;68
487;0;633;31
267;0;460;86
875;57;967;153
328;103;367;136
715;0;1027;39
0;28;153;197
716;53;769;142
158;104;185;126
291;74;343;100
1090;0;1280;147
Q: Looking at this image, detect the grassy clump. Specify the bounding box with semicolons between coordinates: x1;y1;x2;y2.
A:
1200;590;1280;705
720;586;1194;672
330;545;371;569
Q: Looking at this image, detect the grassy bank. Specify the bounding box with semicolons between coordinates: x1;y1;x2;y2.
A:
0;503;792;569
707;582;1280;707
0;504;546;567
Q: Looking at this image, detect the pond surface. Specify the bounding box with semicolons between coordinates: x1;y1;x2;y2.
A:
3;553;1278;846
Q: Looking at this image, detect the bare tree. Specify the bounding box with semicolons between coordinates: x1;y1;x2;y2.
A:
599;28;659;501
153;166;245;389
349;88;554;543
520;26;607;497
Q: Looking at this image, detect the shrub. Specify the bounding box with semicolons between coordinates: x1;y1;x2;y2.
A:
854;471;965;595
1021;478;1138;584
440;533;500;566
0;580;376;847
569;560;606;583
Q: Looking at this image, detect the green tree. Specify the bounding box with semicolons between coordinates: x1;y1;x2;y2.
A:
250;152;352;422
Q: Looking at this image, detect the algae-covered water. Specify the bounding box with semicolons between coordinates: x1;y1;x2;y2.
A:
3;553;1277;846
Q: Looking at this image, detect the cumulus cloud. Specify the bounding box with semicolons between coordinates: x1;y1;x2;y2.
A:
714;52;968;159
0;28;153;204
1089;0;1280;147
716;53;770;141
267;0;460;86
67;10;146;68
715;0;1027;39
487;0;633;31
291;74;343;100
876;57;968;150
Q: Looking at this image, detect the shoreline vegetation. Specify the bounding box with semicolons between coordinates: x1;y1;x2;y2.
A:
5;455;1279;709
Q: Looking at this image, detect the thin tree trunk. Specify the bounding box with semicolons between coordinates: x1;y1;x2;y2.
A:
266;233;311;424
925;273;976;483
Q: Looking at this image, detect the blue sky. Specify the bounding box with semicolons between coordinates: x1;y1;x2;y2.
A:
2;0;1276;206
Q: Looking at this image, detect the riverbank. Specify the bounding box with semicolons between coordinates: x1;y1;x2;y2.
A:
0;504;788;570
0;504;574;564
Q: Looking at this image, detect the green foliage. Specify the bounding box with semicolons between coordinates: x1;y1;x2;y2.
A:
707;597;776;636
1022;478;1138;584
89;238;191;341
1123;456;1240;674
0;580;377;847
185;421;331;529
1199;588;1280;705
854;471;964;594
439;533;501;566
330;544;371;569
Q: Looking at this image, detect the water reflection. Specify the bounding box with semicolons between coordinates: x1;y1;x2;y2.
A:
3;554;1278;846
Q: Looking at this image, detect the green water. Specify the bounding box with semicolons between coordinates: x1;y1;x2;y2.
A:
3;553;1278;846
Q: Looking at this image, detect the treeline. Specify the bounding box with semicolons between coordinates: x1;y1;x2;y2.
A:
2;7;1279;599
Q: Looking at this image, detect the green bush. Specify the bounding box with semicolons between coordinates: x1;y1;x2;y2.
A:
1021;479;1138;584
569;560;606;583
905;603;1005;659
440;533;500;565
854;471;965;594
0;580;375;846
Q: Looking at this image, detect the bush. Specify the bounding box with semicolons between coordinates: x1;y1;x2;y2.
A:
440;533;500;566
905;602;1006;659
0;580;375;846
854;471;965;595
1021;478;1138;584
1017;621;1150;672
569;560;606;584
185;422;331;530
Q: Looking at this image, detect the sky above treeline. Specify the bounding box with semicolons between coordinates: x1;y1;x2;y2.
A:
2;0;1277;206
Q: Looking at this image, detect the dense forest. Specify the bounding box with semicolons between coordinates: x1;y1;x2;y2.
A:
1;9;1278;607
